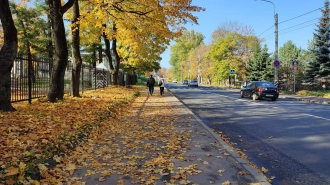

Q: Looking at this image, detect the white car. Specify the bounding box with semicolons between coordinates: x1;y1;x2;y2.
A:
188;80;198;87
173;79;178;83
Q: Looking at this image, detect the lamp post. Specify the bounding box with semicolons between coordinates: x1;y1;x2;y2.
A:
259;0;278;87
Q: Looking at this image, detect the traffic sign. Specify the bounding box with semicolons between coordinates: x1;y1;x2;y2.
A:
274;60;280;67
230;69;235;74
292;61;299;70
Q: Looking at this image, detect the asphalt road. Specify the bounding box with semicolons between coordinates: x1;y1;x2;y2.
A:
166;82;330;185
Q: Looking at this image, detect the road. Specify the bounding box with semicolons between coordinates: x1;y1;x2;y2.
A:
166;82;330;185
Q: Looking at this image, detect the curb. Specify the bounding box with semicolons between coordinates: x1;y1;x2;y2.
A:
166;88;271;185
282;96;330;105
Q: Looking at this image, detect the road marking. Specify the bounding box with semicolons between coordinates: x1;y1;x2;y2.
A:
303;114;330;121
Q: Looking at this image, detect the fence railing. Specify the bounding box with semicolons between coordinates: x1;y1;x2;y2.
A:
11;54;137;103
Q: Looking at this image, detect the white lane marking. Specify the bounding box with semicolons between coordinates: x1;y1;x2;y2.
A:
303;114;330;121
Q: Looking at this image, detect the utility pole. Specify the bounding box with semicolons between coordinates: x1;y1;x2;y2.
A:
275;13;279;88
260;0;279;88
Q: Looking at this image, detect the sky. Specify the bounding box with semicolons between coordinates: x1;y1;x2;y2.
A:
160;0;326;68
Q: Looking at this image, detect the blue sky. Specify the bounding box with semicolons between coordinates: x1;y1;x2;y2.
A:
160;0;326;68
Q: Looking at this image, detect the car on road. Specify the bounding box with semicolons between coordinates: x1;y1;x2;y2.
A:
173;79;178;83
182;80;188;85
240;81;279;101
188;80;198;87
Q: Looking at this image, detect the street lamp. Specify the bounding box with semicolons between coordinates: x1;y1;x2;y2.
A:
258;0;279;87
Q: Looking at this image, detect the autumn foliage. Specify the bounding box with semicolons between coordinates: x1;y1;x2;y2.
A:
0;86;141;184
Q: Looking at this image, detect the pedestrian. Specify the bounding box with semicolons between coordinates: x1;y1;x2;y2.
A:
158;76;166;96
146;74;155;96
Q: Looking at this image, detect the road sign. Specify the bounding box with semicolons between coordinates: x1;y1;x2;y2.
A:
274;60;280;67
230;69;235;74
292;61;299;70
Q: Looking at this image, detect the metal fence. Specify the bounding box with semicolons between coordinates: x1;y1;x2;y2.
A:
11;55;51;103
11;55;137;103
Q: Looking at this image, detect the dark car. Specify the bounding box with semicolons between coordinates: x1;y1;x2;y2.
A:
240;81;279;101
182;80;188;85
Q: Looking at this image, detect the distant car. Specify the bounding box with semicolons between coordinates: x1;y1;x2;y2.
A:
182;80;188;85
173;79;178;83
188;80;198;87
240;81;279;101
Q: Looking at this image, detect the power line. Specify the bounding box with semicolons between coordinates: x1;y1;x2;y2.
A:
257;7;322;37
279;7;322;25
262;18;319;40
279;17;319;32
265;23;317;41
257;25;274;37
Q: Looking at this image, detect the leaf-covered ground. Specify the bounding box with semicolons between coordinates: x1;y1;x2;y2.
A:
1;86;264;185
0;86;141;184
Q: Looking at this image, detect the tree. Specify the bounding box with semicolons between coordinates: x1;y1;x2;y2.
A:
308;0;330;80
169;30;204;80
77;0;204;85
71;0;82;97
304;37;318;81
47;0;75;102
278;40;300;89
208;32;257;83
10;2;50;57
211;20;256;43
247;44;273;81
0;0;18;112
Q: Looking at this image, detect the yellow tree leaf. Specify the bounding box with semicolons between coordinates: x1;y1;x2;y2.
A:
5;166;19;176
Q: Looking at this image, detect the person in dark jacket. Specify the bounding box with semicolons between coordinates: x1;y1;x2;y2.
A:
146;75;155;96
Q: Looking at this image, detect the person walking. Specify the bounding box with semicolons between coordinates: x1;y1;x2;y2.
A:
158;76;166;96
146;75;155;96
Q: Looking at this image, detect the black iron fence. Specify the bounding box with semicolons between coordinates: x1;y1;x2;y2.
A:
11;54;51;103
11;55;137;103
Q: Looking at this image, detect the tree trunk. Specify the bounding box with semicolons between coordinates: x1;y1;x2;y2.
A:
47;0;71;102
0;0;18;112
111;24;121;85
102;25;118;85
71;0;82;97
98;42;103;64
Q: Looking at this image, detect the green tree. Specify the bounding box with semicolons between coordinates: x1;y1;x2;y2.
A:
278;40;300;90
10;2;50;56
247;44;273;81
308;0;330;80
304;37;318;81
169;30;204;80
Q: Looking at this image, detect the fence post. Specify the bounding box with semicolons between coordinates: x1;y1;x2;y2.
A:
94;64;96;90
28;53;32;104
81;64;84;93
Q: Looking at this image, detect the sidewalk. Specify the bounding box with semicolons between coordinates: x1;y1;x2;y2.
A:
68;89;270;185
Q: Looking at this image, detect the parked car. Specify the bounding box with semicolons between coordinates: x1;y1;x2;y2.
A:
240;81;279;101
188;80;198;87
173;79;178;83
182;80;188;85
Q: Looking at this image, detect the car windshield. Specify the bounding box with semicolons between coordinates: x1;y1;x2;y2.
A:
191;80;197;82
256;82;275;87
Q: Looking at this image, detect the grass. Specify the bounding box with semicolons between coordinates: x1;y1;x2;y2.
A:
296;90;330;98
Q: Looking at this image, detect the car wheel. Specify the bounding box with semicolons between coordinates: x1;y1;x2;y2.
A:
240;91;244;98
252;93;258;100
271;98;277;101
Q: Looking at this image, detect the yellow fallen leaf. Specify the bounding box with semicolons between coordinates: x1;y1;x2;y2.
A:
5;166;19;176
205;153;212;157
261;167;268;174
222;180;231;185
